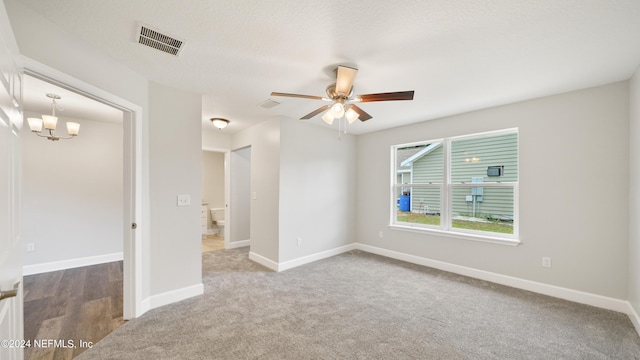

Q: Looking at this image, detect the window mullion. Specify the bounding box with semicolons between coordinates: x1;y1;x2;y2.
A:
443;139;451;231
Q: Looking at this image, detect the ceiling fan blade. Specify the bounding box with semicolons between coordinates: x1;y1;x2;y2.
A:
349;104;373;121
300;105;331;120
335;65;358;96
355;90;415;102
271;92;327;101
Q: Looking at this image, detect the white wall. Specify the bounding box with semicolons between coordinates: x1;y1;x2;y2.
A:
357;82;630;300
630;69;640;321
279;121;356;262
201;150;225;229
232;119;281;262
22;114;123;268
148;81;202;296
231;147;251;243
202;127;231;150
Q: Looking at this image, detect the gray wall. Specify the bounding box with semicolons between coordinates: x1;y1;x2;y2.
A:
148;81;202;296
278;120;356;263
232;119;281;262
357;82;630;299
629;68;640;321
22;114;123;267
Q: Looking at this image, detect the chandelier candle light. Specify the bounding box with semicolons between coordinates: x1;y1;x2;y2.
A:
27;93;80;142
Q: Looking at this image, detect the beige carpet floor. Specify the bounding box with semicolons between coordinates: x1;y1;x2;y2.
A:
76;248;640;359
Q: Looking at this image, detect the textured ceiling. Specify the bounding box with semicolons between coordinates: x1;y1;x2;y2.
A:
18;0;640;134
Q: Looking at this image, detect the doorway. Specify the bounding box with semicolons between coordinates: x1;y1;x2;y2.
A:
230;146;251;247
201;149;226;253
23;57;145;320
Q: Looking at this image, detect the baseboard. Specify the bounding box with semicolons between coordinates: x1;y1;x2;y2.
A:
354;243;629;314
227;240;250;249
278;244;357;272
627;302;640;336
23;252;124;276
147;283;204;310
249;251;279;271
249;244;357;272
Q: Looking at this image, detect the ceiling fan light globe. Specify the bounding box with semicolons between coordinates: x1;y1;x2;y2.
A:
345;108;359;124
322;111;334;125
330;103;344;118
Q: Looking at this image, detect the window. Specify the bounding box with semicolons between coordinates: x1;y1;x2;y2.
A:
392;129;518;243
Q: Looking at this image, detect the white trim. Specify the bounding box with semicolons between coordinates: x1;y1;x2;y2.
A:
227;240;250;249
147;283;204;310
401;142;442;167
23;252;124;276
248;251;279;271
628;303;640;337
388;224;521;246
278;244;357;272
354;243;628;314
249;244;357;272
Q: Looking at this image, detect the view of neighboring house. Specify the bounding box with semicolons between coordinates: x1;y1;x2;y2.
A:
399;132;518;221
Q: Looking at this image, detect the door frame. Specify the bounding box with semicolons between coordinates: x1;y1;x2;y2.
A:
202;146;230;247
22;57;146;319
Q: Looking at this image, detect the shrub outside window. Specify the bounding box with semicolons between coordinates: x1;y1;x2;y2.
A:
392;129;518;242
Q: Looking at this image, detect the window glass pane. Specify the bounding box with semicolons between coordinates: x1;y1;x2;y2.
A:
396;186;441;226
396;142;443;184
451;186;514;234
451;132;518;184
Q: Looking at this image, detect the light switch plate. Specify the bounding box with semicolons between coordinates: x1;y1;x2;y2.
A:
177;194;191;207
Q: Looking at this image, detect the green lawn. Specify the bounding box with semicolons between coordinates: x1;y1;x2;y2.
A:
396;212;513;234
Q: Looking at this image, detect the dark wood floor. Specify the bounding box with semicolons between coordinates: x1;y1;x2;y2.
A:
23;261;126;360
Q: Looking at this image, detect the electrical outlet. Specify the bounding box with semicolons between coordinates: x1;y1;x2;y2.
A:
26;243;35;252
177;194;191;207
378;231;384;238
297;237;302;246
542;257;552;268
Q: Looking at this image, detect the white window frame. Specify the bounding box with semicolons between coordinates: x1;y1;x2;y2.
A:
390;128;520;246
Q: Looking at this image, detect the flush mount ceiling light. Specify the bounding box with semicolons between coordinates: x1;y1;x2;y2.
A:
27;93;80;142
210;118;230;130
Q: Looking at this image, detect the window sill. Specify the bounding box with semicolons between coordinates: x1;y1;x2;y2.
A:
388;224;521;247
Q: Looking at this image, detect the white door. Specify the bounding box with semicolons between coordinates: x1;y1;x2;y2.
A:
0;2;24;360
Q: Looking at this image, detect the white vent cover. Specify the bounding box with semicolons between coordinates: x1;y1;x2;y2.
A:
258;99;280;109
136;23;185;56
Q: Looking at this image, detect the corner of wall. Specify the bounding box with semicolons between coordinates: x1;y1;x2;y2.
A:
628;66;640;331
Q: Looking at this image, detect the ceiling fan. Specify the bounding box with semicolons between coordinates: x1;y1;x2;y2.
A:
271;65;414;125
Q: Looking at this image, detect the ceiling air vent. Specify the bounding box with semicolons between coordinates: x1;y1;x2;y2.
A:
258;99;280;109
136;23;185;56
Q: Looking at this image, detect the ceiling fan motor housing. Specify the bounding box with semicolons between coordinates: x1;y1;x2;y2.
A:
326;83;352;101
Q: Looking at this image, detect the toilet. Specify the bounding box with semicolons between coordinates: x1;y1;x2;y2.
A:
210;208;225;236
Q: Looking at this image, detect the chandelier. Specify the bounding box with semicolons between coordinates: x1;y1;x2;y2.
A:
27;93;80;141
